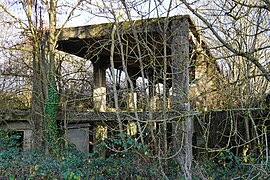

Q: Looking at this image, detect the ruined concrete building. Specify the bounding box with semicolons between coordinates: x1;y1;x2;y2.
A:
0;15;220;153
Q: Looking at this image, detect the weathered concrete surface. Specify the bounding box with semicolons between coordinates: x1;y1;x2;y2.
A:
0;111;32;150
0;109;30;122
67;128;89;154
57;15;200;74
58;15;195;41
93;60;108;112
170;18;192;176
1;109;181;123
0;109;181;153
2;108;269;156
127;92;137;111
24;130;32;150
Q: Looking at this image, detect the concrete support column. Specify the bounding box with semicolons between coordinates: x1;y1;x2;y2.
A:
148;76;157;111
195;53;208;108
171;17;193;178
167;86;172;109
127;76;137;111
127;121;137;136
94;123;107;157
93;60;107;112
127;92;137;111
171;21;190;111
24;130;32;150
195;53;206;81
151;95;158;111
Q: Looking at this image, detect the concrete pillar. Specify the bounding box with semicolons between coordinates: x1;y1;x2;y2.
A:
93;60;107;112
195;53;208;109
195;53;206;81
127;76;137;111
23;130;32;150
93;123;107;157
171;17;193;177
127;92;137;111
151;95;158;111
171;19;190;111
148;76;157;111
167;86;172;109
127;121;137;136
95;124;108;140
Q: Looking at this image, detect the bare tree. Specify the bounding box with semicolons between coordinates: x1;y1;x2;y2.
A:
0;0;83;152
179;0;270;81
178;0;269;148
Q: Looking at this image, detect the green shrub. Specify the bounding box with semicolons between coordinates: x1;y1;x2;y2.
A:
0;131;161;179
1;130;269;179
86;133;160;179
196;149;270;179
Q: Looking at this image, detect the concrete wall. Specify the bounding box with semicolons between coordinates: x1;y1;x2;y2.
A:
67;128;89;154
0;121;33;150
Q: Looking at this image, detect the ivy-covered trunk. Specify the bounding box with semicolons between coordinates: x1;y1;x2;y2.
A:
44;77;59;154
44;0;59;154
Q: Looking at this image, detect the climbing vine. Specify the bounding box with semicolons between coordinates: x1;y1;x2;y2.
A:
45;76;59;154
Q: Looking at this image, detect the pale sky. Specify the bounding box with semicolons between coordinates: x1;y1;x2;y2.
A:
64;0;187;27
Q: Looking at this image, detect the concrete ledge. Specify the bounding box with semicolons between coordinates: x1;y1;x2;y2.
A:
58;15;193;41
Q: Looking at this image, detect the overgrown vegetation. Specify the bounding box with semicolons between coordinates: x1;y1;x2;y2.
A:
1;129;270;179
0;130;161;179
0;0;269;179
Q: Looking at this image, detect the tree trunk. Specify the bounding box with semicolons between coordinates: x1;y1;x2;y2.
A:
44;0;59;154
31;42;46;151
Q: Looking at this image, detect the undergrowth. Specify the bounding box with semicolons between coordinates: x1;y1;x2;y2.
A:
1;129;270;179
0;130;161;179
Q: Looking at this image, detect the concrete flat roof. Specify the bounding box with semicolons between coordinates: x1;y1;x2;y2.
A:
56;15;201;76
